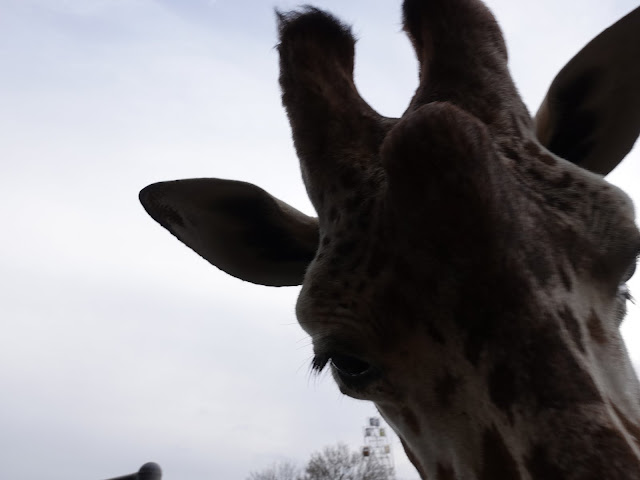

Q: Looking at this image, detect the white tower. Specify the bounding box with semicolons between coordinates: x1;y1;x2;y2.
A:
362;416;395;478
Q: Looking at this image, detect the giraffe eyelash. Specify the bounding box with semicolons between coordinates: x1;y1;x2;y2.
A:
625;288;635;305
311;355;330;374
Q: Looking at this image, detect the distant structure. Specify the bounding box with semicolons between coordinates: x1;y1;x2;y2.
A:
362;417;394;477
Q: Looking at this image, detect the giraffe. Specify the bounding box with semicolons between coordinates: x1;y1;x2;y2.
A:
139;1;640;478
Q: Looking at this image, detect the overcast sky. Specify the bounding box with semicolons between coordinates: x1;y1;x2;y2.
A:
1;1;639;479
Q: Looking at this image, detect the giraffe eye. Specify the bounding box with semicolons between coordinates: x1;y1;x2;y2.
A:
618;259;637;301
618;284;634;304
623;259;636;283
312;347;381;391
331;354;371;377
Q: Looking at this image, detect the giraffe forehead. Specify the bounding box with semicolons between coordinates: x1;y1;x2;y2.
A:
313;133;637;268
298;122;639;337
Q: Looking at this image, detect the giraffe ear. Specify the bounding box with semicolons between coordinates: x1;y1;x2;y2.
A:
139;179;318;287
534;6;640;176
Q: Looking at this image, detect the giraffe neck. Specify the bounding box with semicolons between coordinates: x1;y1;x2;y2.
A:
383;398;640;479
375;313;640;480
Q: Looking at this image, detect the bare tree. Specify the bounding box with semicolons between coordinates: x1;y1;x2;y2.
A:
301;443;393;480
247;461;302;480
247;444;393;480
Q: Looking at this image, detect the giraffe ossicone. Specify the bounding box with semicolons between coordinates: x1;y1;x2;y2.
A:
140;1;640;478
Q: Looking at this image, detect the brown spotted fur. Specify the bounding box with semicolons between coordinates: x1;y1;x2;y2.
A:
283;2;640;479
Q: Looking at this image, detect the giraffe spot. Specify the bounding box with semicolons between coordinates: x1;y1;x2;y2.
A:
463;332;485;367
334;239;358;258
508;112;522;135
525;251;552;286
526;426;640;479
522;323;602;410
344;195;360;213
340;167;359;190
434;371;459;408
426;322;446;345
345;252;365;270
394;256;419;283
555;171;573;189
587;309;608;345
523;140;540;157
549;225;592;271
558;266;573;291
480;427;521;480
354;211;371;231
588;427;640;476
488;361;517;422
502;145;519;161
526;166;546;183
401;407;421;435
539;153;556;165
613;405;640;447
366;247;387;277
557;305;585;353
437;462;457;480
457;265;530;366
364;179;381;197
328;206;339;223
549;196;575;213
485;322;601;413
525;444;565;480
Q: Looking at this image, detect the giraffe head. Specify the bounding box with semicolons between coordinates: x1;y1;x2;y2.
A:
140;1;640;478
